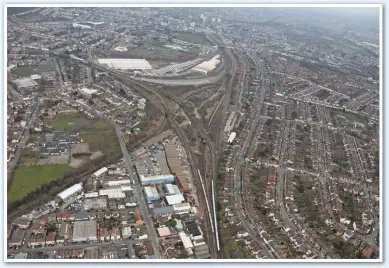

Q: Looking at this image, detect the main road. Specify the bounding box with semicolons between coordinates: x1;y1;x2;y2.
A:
116;126;161;259
7;239;146;255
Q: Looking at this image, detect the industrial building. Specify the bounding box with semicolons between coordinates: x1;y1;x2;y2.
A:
97;58;152;70
228;132;237;144
57;183;83;201
224;112;237;134
192;55;220;75
78;87;98;98
106;179;132;187
173;203;191;214
57;222;71;244
84;197;107;211
84;192;99;198
164;184;181;195
99;187;125;199
7;228;25;248
157;227;171;237
179;231;193;249
165;142;192;193
144;186;160;201
140;174;175;185
72;220;97;242
93;167;108;178
11;77;38;91
135;155;155;178
152;206;174;217
154;151;171;175
165;194;185;205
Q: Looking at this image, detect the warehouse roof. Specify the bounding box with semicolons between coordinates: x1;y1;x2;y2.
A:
99;187;125;199
72;220;97;241
157;227;171;237
153;206;174;215
98;58;152;70
173;202;191;211
141;174;175;184
179;231;193;249
57;183;83;200
165;194;185;205
93;167;108;177
84;192;99;198
165;184;176;195
79;87;97;95
12;77;38;88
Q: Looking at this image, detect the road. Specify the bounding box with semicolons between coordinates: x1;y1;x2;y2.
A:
8;239;145;255
115;126;162;259
232;55;275;257
7;97;40;183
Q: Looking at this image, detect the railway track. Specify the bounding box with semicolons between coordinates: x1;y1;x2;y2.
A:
68;46;239;258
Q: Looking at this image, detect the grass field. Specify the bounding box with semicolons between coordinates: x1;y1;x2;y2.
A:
80;131;118;154
19;156;37;166
172;32;211;45
49;113;91;132
331;109;368;126
223;239;239;258
8;113;119;202
12;66;36;77
8;165;72;202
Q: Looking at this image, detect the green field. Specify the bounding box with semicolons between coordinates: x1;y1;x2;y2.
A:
8;113;119;202
80;131;118;154
8;165;72;202
49;113;91;132
172;32;211;45
12;66;36;77
19;156;37;166
331;109;368;126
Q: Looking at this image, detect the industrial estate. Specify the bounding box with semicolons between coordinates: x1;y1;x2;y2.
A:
6;6;380;260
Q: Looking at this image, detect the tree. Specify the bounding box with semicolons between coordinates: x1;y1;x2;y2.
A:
166;219;177;227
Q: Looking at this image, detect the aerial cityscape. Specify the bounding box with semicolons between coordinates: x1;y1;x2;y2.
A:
6;6;380;261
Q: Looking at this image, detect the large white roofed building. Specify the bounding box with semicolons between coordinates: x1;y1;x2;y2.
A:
99;188;125;199
93;167;108;178
57;183;83;201
97;58;152;70
165;194;185;205
179;231;193;249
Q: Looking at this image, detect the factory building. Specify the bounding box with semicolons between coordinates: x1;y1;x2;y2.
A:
165;142;192;193
97;58;152;70
72;220;97;242
78;87;97;99
99;188;125;199
173;203;191;214
224;112;237;134
165;194;185;205
164;184;181;195
84;192;99;199
179;231;194;249
7;228;25;248
228;132;237;144
106;179;132;187
57;183;83;202
93;167;108;179
140;174;175;185
84;197;107;211
157;227;171;238
191;55;220;75
11;77;38;92
144;186;160;201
